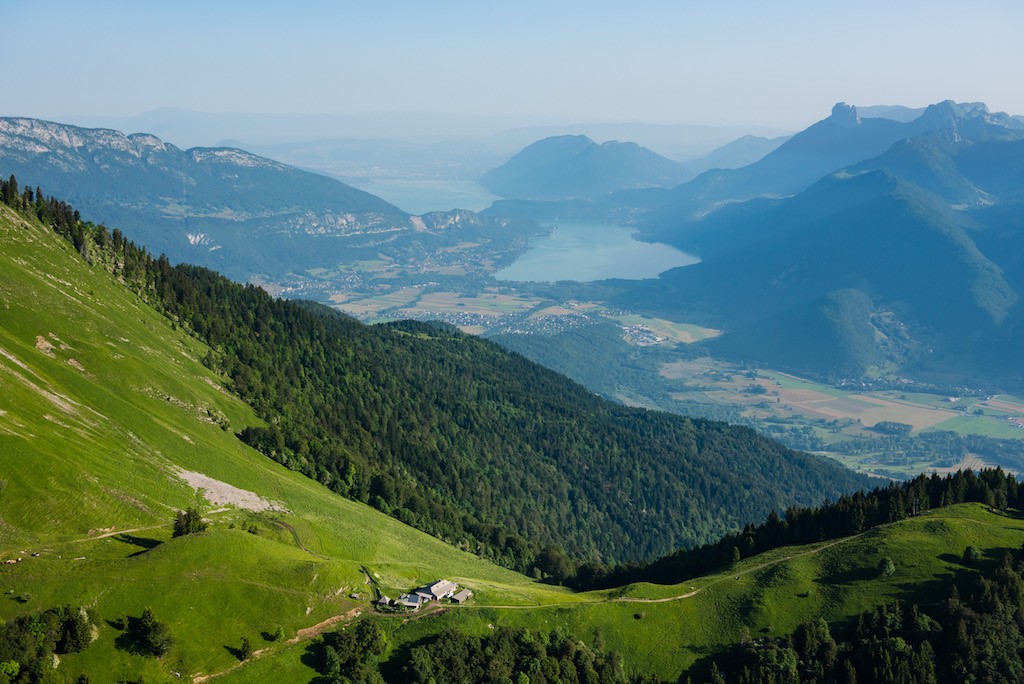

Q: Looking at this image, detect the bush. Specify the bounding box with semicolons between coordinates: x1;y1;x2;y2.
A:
963;546;982;564
138;608;173;656
238;637;253;661
172;507;208;538
879;557;896;576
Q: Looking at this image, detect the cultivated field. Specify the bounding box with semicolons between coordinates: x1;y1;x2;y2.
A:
403;291;538;317
334;287;422;315
605;313;721;344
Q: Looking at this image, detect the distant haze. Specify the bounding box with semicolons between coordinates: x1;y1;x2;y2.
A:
3;0;1023;137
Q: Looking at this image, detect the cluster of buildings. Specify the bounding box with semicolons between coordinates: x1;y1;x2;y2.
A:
376;578;473;611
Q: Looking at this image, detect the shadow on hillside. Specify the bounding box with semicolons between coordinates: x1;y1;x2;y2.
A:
940;545;1017;568
678;649;731;683
111;615;147;655
113;533;162;557
938;552;967;566
300;639;341;683
816;565;875;586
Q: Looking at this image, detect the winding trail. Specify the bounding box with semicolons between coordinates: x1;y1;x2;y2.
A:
616;528;873;604
631;526;878;680
182;521;883;681
69;524;166;543
271;519;328;560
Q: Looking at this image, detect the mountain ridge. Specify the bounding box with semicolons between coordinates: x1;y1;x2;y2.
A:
480;134;690;200
0;117;540;284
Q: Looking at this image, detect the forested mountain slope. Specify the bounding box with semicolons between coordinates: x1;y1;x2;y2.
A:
0;177;869;572
0;196;575;681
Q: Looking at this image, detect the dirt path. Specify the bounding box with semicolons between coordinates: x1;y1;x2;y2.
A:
287;606;364;644
270;519;328;560
616;528;872;605
69;524;166;543
456;533;873;612
628;526;878;678
191;606;364;683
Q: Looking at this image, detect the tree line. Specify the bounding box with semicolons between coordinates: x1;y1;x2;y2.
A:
696;539;1024;683
309;620;659;684
0;605;93;684
565;468;1018;590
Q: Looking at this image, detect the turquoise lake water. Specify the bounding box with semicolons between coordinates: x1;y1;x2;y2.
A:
495;222;699;282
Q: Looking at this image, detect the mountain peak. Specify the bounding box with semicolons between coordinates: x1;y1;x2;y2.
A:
480;134;687;199
919;100;990;126
829;102;861;127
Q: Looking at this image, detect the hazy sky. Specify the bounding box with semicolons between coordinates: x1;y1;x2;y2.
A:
5;0;1023;129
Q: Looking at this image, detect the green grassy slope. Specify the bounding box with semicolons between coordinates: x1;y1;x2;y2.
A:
0;204;575;681
222;503;1024;683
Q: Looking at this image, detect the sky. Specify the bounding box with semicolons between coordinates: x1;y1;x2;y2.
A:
4;0;1024;131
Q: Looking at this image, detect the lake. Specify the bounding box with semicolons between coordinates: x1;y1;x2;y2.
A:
495;222;699;282
347;178;499;214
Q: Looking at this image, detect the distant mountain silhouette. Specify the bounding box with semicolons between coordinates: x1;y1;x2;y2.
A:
480;135;690;200
676;134;790;182
641;101;1024;234
620;99;1024;384
857;104;927;122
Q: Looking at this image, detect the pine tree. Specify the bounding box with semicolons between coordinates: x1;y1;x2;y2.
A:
172;507;208;537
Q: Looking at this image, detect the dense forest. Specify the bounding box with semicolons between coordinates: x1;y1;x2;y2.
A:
0;605;94;684
306;619;658;684
568;468;1019;590
0;175;868;571
699;540;1024;683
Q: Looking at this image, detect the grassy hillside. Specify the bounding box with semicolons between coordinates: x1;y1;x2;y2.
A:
0;203;576;680
216;503;1024;683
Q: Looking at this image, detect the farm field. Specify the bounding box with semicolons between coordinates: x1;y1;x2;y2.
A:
604;313;721;344
402;290;539;317
663;361;1019;437
924;414;1024;439
334;286;422;315
657;357;1024;476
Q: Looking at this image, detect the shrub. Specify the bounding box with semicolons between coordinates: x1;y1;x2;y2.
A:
172;507;208;538
138;608;173;656
963;546;982;564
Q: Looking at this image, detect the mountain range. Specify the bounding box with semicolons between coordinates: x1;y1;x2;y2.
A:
621;101;1024;386
0;117;537;283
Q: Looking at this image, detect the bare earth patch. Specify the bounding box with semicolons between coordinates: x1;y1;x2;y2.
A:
35;335;55;356
176;468;285;512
